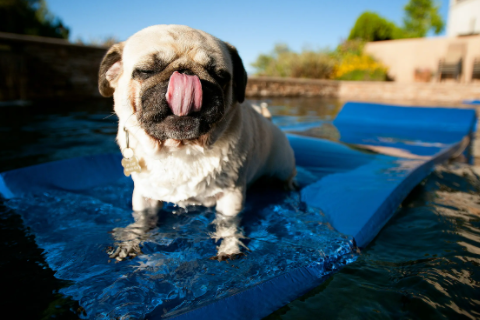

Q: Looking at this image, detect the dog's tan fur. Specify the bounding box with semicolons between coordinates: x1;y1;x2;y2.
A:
99;25;295;259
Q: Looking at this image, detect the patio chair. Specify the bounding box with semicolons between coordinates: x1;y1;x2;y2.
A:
473;58;480;81
437;43;466;82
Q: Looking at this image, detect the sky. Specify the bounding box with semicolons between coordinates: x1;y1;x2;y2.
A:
47;0;450;73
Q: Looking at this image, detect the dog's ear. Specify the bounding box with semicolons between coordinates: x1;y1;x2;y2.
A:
224;42;247;103
98;42;125;97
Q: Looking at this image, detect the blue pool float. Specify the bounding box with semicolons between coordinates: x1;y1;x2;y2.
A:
0;102;476;319
464;99;480;105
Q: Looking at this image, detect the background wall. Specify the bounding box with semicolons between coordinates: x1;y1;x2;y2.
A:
365;35;480;83
0;32;105;101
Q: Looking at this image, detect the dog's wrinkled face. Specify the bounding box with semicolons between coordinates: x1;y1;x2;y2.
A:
98;25;247;142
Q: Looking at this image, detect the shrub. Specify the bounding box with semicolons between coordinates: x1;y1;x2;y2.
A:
332;40;389;81
252;40;389;81
332;52;388;81
335;39;365;57
251;44;336;79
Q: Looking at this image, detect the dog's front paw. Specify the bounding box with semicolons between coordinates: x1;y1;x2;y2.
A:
209;252;246;262
210;236;250;262
107;241;143;261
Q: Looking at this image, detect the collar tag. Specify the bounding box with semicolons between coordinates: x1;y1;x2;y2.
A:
121;128;141;176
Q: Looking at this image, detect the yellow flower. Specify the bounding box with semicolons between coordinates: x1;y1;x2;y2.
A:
333;54;388;79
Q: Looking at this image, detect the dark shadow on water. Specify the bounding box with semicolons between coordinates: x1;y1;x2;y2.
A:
265;163;480;320
0;98;118;172
0;203;84;319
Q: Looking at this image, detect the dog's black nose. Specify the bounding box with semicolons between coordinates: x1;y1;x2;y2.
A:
176;69;195;76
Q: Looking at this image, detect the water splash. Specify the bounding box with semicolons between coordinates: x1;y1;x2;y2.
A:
6;174;357;319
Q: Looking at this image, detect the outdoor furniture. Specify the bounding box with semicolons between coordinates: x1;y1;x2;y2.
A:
473;58;480;81
437;43;466;82
414;68;432;82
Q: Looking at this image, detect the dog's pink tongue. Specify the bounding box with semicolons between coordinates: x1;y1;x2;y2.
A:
166;71;203;116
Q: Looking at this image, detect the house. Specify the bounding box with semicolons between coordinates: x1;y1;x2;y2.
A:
447;0;480;37
364;0;480;83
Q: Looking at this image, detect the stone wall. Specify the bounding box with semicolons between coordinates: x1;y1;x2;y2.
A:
246;76;340;98
247;76;480;104
0;32;106;101
338;81;480;103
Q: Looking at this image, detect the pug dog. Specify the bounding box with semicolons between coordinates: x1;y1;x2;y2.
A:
99;25;295;261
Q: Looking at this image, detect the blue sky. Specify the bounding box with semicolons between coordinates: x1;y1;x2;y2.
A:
47;0;450;73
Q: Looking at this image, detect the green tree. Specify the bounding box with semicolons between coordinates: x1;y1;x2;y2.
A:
0;0;69;39
348;0;445;42
403;0;444;37
348;12;406;42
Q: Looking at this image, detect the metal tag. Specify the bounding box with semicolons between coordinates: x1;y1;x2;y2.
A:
121;129;141;176
121;156;141;176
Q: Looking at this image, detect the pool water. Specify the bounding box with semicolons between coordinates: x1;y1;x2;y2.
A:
1;98;480;319
267;164;480;320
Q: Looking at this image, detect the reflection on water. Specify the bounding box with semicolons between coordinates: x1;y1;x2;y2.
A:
267;164;480;320
1;98;479;319
285;123;341;142
254;97;343;119
0;99;118;172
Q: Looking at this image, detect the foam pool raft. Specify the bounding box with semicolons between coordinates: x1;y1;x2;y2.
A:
464;99;480;105
0;102;476;319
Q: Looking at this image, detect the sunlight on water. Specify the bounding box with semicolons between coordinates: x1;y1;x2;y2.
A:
267;163;480;319
5;176;356;319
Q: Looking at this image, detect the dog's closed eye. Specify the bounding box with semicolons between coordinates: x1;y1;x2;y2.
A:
132;68;156;80
215;69;231;82
207;67;231;88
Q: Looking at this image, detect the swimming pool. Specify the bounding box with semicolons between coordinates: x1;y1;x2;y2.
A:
1;98;479;319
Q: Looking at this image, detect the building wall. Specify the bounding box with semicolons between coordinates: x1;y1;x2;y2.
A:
365;35;480;83
447;0;480;37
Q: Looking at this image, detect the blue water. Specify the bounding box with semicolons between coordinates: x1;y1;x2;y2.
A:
1;98;479;319
5;179;356;319
268;163;480;319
